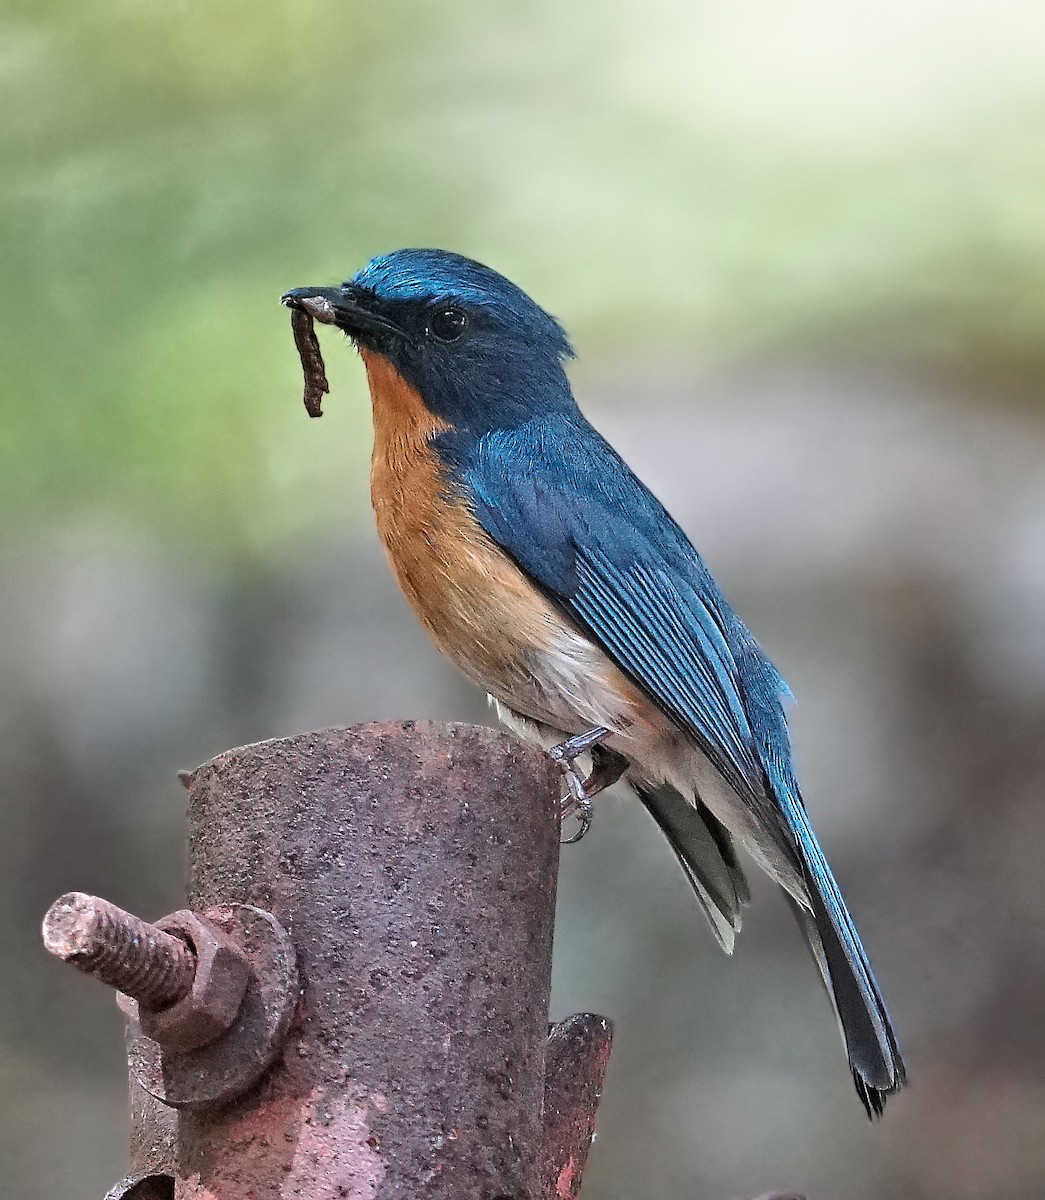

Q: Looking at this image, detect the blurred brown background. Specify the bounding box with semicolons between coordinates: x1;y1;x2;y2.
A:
3;2;1045;1197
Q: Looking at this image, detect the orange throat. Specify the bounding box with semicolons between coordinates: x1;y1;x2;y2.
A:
359;347;451;460
360;347;459;638
360;348;560;688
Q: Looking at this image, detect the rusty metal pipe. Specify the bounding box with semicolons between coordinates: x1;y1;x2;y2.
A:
542;1014;614;1200
174;721;564;1200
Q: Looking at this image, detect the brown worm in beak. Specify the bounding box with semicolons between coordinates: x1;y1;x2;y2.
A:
289;307;330;418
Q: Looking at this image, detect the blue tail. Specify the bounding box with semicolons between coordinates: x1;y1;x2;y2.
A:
778;787;906;1116
737;637;906;1115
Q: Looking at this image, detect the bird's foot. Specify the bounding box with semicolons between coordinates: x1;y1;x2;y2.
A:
558;766;594;845
549;729;628;844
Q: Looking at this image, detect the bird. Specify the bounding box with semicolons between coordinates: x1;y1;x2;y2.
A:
281;248;906;1116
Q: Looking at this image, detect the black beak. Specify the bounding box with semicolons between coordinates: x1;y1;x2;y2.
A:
280;284;405;342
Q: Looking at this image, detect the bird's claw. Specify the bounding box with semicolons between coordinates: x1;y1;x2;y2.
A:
560;802;593;844
559;763;594;844
550;727;614;845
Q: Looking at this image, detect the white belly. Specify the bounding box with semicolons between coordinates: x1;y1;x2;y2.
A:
493;629;806;901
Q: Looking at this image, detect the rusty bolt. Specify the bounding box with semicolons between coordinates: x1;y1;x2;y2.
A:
43;894;250;1055
134;910;249;1053
128;904;299;1111
43;893;196;1011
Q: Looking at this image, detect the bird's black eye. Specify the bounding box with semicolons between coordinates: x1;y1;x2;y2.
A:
428;306;467;343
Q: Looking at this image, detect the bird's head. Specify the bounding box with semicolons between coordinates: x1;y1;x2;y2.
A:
282;249;576;432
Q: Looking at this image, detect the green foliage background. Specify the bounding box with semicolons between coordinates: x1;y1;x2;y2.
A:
5;1;1045;546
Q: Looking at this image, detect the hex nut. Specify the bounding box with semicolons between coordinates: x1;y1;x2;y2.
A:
129;904;298;1111
135;910;249;1053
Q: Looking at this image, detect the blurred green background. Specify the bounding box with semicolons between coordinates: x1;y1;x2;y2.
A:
4;1;1045;1197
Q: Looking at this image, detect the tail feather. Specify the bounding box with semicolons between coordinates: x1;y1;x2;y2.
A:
779;795;907;1117
636;782;749;953
636;768;905;1116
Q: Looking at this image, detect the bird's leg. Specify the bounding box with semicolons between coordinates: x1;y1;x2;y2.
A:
549;727;627;844
550;726;613;761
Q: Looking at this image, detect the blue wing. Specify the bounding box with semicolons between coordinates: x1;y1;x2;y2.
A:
445;417;794;830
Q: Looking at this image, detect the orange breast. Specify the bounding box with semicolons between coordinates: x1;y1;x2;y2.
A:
361;349;564;695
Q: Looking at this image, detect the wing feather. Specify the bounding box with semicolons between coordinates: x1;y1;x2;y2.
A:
461;426;772;804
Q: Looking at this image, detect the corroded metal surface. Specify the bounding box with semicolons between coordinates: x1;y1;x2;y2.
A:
127;904;297;1111
129;1074;177;1178
136;910;249;1053
541;1014;615;1200
43;892;196;1010
175;721;563;1200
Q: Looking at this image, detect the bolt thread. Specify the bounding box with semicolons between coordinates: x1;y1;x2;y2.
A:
42;892;196;1010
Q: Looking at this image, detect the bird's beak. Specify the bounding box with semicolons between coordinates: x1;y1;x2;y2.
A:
280;285;405;341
